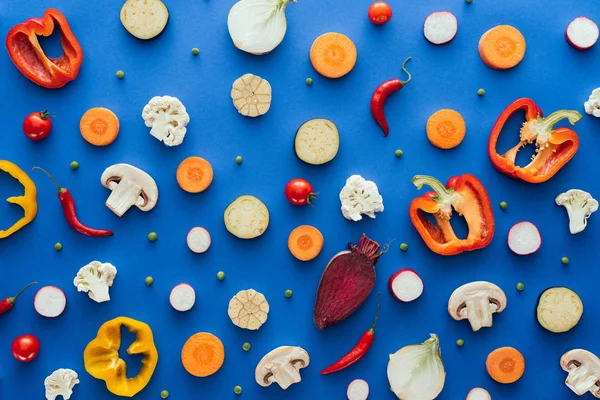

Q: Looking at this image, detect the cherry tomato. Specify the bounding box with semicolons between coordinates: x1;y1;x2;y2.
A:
285;178;317;206
368;1;393;25
22;111;53;141
12;334;40;362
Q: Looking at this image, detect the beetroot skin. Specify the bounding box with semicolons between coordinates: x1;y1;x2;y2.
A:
314;234;385;330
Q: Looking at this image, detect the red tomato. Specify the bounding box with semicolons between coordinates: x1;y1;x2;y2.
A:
368;2;393;25
12;334;40;362
285;178;317;206
23;111;53;141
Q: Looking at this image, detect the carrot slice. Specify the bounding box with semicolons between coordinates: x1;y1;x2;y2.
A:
80;108;120;146
310;32;357;79
486;347;525;384
181;332;225;377
426;109;466;149
478;25;526;70
288;225;324;261
176;157;214;193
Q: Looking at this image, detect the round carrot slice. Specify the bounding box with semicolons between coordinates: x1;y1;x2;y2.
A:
478;25;526;70
288;225;324;261
176;157;214;193
310;32;357;79
426;109;466;149
181;332;225;377
486;347;525;384
80;107;120;146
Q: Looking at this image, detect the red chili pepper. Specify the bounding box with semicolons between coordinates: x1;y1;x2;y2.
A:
371;57;412;137
0;282;37;315
33;167;113;237
321;293;380;375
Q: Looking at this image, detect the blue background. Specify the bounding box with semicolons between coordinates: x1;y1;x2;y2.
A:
1;0;599;398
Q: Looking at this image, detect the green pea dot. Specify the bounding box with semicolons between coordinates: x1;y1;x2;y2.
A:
306;78;313;85
145;276;154;286
54;242;63;251
242;342;251;351
561;257;569;265
285;289;293;298
160;390;169;398
148;232;158;241
217;271;225;281
235;156;243;164
70;161;79;170
477;88;485;96
395;149;403;158
517;282;525;291
466;0;472;3
191;48;200;55
116;70;125;79
500;201;507;210
400;243;408;251
234;386;242;395
456;339;464;346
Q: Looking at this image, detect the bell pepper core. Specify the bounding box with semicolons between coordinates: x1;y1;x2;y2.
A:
488;98;581;183
409;174;495;256
0;161;38;239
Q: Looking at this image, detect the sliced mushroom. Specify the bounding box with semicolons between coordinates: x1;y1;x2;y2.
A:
561;349;600;397
101;164;158;217
448;281;507;331
255;346;310;390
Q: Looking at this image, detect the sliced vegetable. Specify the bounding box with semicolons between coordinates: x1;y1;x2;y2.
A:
181;333;225;377
255;346;310;389
388;269;423;302
508;222;541;255
73;261;117;303
142;96;190;146
340;175;384;221
371;57;412;137
79;108;120;147
426;109;466;149
176;157;213;193
23;111;53;141
12;334;40;362
560;349;600;397
0;161;37;239
187;227;211;253
120;0;169;40
486;347;525;384
566;17;599;50
584;88;600;117
466;388;491;400
288;225;324;261
44;368;79;400
295;118;340;165
0;282;37;316
170;284;196;312
285;178;317;206
537;287;583;333
228;289;270;330
231;74;272;117
448;281;506;331
224;195;269;239
555;189;598;234
368;2;392;25
310;33;357;78
34;286;66;318
101;164;158;217
478;25;526;70
347;379;369;400
424;12;458;45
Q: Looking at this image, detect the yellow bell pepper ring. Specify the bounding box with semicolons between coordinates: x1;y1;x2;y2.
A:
84;317;158;397
0;160;37;239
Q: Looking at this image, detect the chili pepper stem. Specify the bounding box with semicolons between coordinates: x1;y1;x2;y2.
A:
368;293;381;334
8;282;37;304
399;57;412;86
412;175;455;215
32;167;66;193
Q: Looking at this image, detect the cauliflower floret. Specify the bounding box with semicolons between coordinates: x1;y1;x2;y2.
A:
584;88;600;118
339;175;384;221
44;368;79;400
73;261;117;303
142;95;190;146
556;189;599;234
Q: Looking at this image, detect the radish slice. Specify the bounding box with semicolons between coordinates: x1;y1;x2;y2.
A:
34;286;66;318
566;17;599;50
467;388;491;400
170;284;196;312
508;222;541;255
424;12;458;45
347;379;369;400
388;268;423;302
187;227;211;253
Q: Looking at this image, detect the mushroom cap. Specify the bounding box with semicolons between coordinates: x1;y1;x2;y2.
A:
561;349;600;372
255;346;310;388
101;163;158;211
448;281;507;320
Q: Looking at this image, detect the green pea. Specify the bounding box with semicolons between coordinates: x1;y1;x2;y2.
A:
148;232;158;241
306;78;313;85
466;0;472;3
561;257;569;265
395;149;403;158
517;282;525;291
400;243;408;251
456;339;464;346
145;276;154;286
242;342;251;351
500;201;507;210
54;242;63;251
235;156;243;164
477;88;485;96
116;70;125;79
217;271;225;281
191;48;200;55
70;161;79;170
160;390;169;398
234;386;242;395
285;289;293;298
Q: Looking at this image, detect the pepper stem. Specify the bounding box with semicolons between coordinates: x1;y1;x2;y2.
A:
412;175;454;215
8;281;37;305
540;109;582;129
400;57;412;86
33;167;64;192
368;293;381;334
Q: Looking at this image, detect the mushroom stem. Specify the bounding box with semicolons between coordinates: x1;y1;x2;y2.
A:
276;364;303;390
465;298;494;331
105;178;142;217
566;365;598;395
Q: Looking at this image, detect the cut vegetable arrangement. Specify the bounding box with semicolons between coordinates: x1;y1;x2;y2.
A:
288;225;324;261
555;189;598;234
295;118;340;165
508;222;541;255
80;108;120;147
181;332;225;377
231;74;272;117
478;25;526;70
120;0;169;40
187;227;211;253
466;388;491;400
224;195;269;239
560;349;600;397
255;346;309;389
228;289;270;330
426;109;466;149
340;175;384;221
536;287;583;333
170;284;196;312
424;12;458;45
566;17;599;50
34;286;66;318
310;33;357;78
347;379;369;400
486;347;525;384
448;281;507;331
388;269;423;302
176;157;213;193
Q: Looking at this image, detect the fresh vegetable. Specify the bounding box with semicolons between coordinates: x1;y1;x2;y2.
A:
426;109;466;149
584;88;600;117
500;201;507;210
424;12;458;45
145;276;154;286
231;74;272;117
243;342;251;351
508;222;541;255
466;388;491;400
224;195;269;239
34;167;113;237
217;271;225;281
310;32;357;78
486;347;525;384
255;346;310;389
347;379;369;400
306;78;313;85
562;257;570;265
120;0;169;40
73;261;117;303
84;317;158;397
160;390;169;398
536;287;583;333
176;157;213;193
170;283;196;312
387;334;445;399
284;289;293;298
148;232;158;241
0;282;37;316
477;89;485;96
395;149;403;157
295;118;340;165
488;98;581;183
285;178;317;206
370;57;412;137
555;189;598;234
12;334;40;362
228;289;270;330
566;17;599;50
54;242;63;251
368;2;392;25
340;175;384;221
321;294;380;375
0;161;38;239
314;234;385;330
560;349;600;397
234;386;242;395
191;48;199;55
70;161;79;170
187;227;211;253
448;281;507;331
6;9;83;88
142;96;190;146
288;225;324;261
388;269;423;302
478;25;526;70
236;156;243;164
44;369;79;400
227;0;296;55
101;164;158;216
410;174;494;255
399;243;408;251
456;339;464;346
34;286;66;318
116;70;124;79
23;111;53;141
79;108;120;147
181;332;225;377
516;282;524;291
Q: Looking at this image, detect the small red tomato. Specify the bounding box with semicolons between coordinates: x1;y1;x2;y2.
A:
368;1;393;25
23;111;53;141
12;334;40;362
285;178;317;206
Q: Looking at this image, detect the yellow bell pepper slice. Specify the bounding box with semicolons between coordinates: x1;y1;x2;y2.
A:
0;160;37;239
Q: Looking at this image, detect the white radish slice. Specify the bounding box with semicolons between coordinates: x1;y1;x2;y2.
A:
388;268;423;302
170;284;196;312
424;12;458;45
566;17;599;50
467;388;491;400
508;222;541;255
187;227;211;253
34;286;66;318
120;0;169;40
347;379;369;400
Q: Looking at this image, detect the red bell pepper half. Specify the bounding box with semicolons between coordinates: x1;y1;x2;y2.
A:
5;9;83;89
409;174;495;256
488;98;581;183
